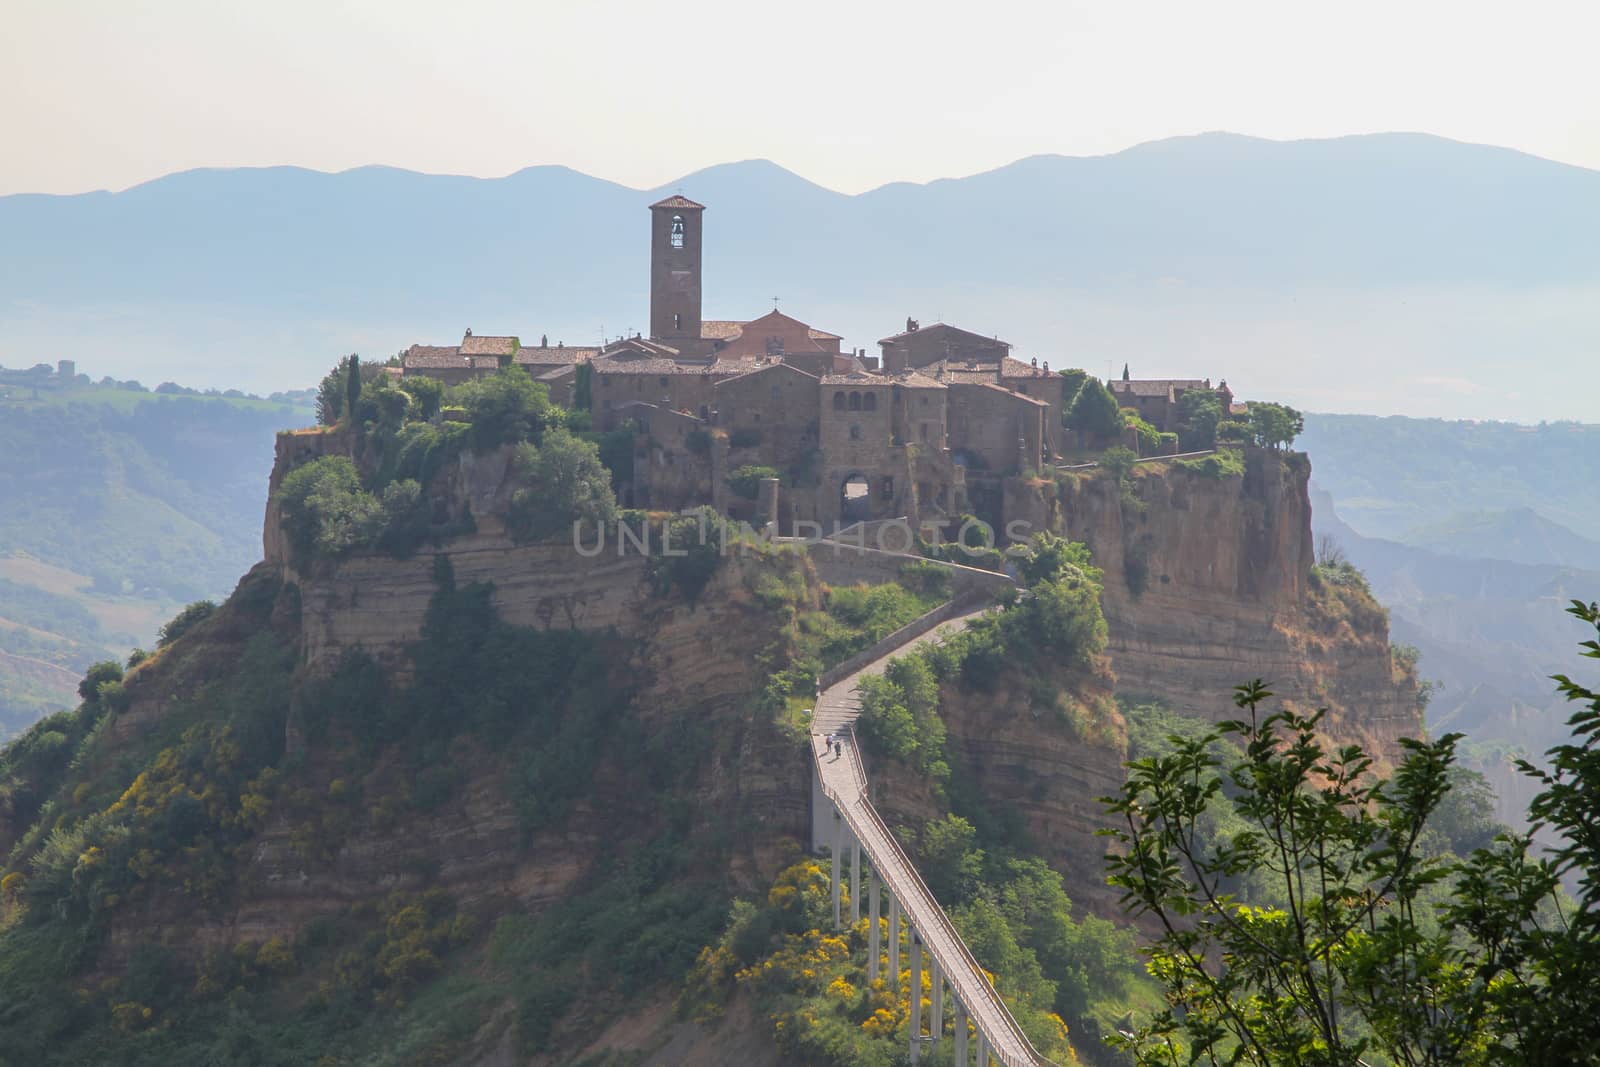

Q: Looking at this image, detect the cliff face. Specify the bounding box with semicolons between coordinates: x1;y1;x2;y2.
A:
1009;448;1420;761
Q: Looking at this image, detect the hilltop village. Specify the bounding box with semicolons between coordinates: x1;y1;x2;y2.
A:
395;196;1243;534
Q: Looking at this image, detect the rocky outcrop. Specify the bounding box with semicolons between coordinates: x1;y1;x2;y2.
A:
1010;448;1421;762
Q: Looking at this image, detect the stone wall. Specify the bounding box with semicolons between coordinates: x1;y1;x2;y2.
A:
946;381;1046;475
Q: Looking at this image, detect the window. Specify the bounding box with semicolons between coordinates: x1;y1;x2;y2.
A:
850;424;862;440
863;392;877;412
673;313;681;331
770;385;781;400
921;396;928;407
849;392;861;411
881;476;895;500
833;391;846;411
670;215;684;248
659;376;669;388
920;422;928;442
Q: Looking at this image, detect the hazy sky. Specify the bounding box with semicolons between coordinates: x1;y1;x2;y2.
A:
4;0;1598;197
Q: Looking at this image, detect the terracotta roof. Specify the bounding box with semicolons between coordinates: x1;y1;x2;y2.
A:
1229;402;1250;416
468;356;502;369
998;357;1053;379
592;357;695;376
1110;379;1209;398
930;360;1002;385
819;372;892;386
894;371;947;389
948;380;1049;407
700;319;746;340
460;334;519;357
403;345;471;369
404;344;461;362
650;194;705;210
808;327;843;341
536;365;575;381
513;346;600;367
592;354;742;377
877;321;1011;348
716;361;820;386
600;337;682;361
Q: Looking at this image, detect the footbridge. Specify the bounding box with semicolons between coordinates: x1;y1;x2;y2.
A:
810;590;1062;1066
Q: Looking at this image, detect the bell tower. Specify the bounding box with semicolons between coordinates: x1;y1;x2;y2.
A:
649;195;705;350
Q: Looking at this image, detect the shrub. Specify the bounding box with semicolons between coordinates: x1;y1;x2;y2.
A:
1123;410;1160;455
1099;445;1137;482
1176;449;1245;478
1216;418;1251;443
727;464;780;501
157;599;217;647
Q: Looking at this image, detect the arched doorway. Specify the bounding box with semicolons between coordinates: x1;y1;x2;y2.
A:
840;473;871;523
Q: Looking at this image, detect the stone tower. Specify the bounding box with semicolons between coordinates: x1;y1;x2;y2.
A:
649;195;705;351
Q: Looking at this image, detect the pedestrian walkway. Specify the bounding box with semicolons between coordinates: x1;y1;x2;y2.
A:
812;601;1061;1067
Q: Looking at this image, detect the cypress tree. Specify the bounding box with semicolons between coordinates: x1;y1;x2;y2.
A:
345;354;361;427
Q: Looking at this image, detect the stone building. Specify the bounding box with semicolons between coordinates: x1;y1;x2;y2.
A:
878;321;1010;373
1108;373;1235;433
394;193;1236;542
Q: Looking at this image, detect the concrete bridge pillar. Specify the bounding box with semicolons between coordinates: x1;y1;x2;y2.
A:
831;808;843;930
954;1000;968;1065
850;835;861;923
909;931;923;1047
888;894;901;989
867;868;880;982
930;959;943;1044
976;1029;989;1066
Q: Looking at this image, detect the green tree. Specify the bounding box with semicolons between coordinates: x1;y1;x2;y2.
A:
77;660;124;704
1443;599;1600;1065
920;814;985;903
1175;389;1223;452
344;354;362;426
1058;367;1089;421
506;430;618;542
316;357;352;426
1247;400;1304;450
398;375;445;421
1216;418;1251;443
1104;683;1476;1066
157;600;218;647
275;455;383;564
455;367;551;451
573;362;593;412
1066;377;1124;441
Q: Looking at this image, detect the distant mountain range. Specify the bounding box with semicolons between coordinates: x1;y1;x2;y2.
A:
3;132;1597;420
